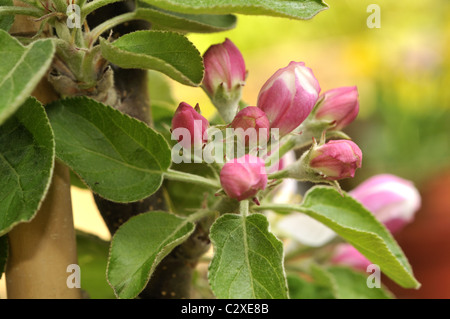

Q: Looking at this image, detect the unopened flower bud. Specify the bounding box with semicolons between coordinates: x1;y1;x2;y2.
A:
257;61;320;137
171;102;209;149
202;38;246;123
220;154;267;201
314;86;359;131
230;106;270;145
331;244;372;270
309;140;362;181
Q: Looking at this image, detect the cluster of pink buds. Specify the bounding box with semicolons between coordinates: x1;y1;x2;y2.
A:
172;38;366;202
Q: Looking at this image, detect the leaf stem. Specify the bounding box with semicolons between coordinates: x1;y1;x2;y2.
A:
186;209;216;223
164;169;221;189
81;0;123;20
253;203;300;214
0;6;45;18
268;169;289;180
87;11;137;46
239;199;249;217
265;136;296;168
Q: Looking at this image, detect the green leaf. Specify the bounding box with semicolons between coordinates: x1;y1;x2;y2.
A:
46;97;171;203
165;163;219;215
267;186;420;289
0;0;14;31
0;30;55;125
136;2;237;33
70;169;88;189
107;211;195;299
76;231;115;299
325;266;393;299
140;0;328;20
287;274;335;299
148;70;176;134
148;70;176;106
208;213;288;299
100;30;204;86
0;98;55;236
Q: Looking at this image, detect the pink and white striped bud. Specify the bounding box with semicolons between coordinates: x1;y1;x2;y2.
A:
350;174;421;233
332;174;421;269
309;140;362;181
230;106;270;145
315;86;359;131
203;38;247;122
220;154;268;201
171;102;209;149
257;61;321;137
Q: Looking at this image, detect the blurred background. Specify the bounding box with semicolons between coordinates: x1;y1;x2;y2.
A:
2;0;448;299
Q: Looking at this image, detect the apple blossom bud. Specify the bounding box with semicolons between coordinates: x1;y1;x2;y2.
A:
257;61;320;137
331;244;372;270
350;174;421;233
202;38;246;122
171;102;209;149
230;106;270;145
220;154;267;201
314;86;359;131
309;140;362;181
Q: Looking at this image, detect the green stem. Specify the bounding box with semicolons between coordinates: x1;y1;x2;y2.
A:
164;169;221;189
88;11;137;46
265;136;296;168
81;0;124;20
253;203;300;214
268;169;290;180
239;199;249;217
80;45;102;85
17;0;43;9
186;209;216;223
0;6;44;17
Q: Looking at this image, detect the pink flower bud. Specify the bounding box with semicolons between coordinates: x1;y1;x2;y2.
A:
315;86;359;131
230;106;270;144
350;174;421;233
309;140;362;180
171;102;209;149
331;244;372;270
220;154;268;201
257;61;321;137
203;38;246;122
